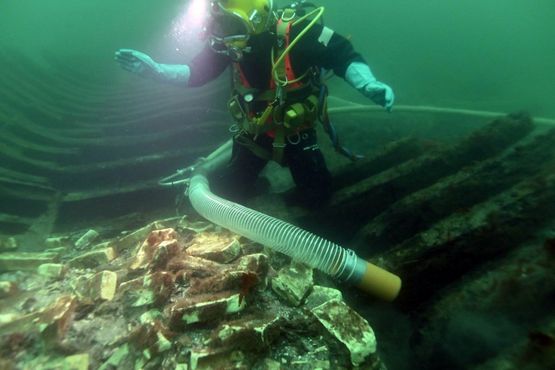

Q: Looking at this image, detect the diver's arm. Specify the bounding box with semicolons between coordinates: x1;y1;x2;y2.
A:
294;24;395;111
186;45;230;87
115;49;191;85
344;61;395;112
114;46;229;87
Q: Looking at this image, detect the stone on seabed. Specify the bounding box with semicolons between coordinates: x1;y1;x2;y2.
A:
68;247;116;268
35;353;89;370
311;299;377;366
0;221;386;370
271;262;314;306
175;292;246;325
187;236;242;263
130;228;179;270
37;263;66;279
0;252;57;272
45;236;72;250
74;229;100;249
87;270;118;301
305;285;343;310
98;344;130;370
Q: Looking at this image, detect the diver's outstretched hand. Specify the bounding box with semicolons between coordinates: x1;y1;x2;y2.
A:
345;61;395;112
114;49;159;78
364;81;395;112
114;49;191;85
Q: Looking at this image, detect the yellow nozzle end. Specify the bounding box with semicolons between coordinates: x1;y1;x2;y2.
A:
356;261;402;302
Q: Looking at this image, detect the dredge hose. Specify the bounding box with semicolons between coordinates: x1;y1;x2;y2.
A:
188;141;401;301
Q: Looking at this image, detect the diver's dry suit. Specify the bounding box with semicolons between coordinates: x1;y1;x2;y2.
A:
187;21;365;207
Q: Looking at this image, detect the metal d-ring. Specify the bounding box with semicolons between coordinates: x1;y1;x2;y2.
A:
287;132;301;145
229;123;241;134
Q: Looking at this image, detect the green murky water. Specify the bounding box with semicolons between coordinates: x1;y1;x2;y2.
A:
1;1;554;369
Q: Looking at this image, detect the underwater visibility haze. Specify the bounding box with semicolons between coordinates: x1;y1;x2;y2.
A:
1;1;554;369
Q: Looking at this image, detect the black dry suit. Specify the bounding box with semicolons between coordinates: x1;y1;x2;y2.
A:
187;19;365;207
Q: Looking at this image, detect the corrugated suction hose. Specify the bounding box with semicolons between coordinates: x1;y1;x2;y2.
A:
188;167;401;301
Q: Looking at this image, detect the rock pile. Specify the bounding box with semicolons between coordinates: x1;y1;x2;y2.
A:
0;216;384;370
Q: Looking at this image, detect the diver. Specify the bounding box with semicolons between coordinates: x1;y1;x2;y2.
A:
115;0;394;208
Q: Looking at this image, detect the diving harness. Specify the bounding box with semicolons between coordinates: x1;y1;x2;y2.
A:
160;3;362;194
228;5;362;164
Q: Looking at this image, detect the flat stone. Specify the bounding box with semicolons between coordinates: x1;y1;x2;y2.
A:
88;271;118;301
311;299;376;366
42;353;89;370
74;229;99;249
0;281;17;298
91;241;112;250
0;311;42;336
99;344;131;370
38;295;78;332
43;247;68;255
177;216;213;233
117;275;144;292
141;329;173;360
304;285;343;310
119;272;173;307
151;239;184;271
45;236;72;250
64;353;90;370
187;236;242;263
189;348;245;370
187;253;268;296
0;296;78;338
114;221;168;253
235;253;269;276
70;315;129;349
213;315;283;350
37;263;66;279
3;295;76;345
71;274;94;300
139;310;163;325
127;288;156;308
68;247;116;268
0;236;18;251
154;331;172;353
0;252;58;272
130;228;181;271
271;262;313;306
174;255;225;285
171;291;246;325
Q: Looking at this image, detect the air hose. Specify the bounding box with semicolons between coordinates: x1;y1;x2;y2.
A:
188;154;402;301
271;6;325;85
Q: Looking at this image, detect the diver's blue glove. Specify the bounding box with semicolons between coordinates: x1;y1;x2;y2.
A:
114;49;190;85
345;61;395;112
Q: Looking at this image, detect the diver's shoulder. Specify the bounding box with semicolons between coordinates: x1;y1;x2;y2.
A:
289;19;326;40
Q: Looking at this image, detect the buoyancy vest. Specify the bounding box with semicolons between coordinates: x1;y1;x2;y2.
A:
228;10;321;164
